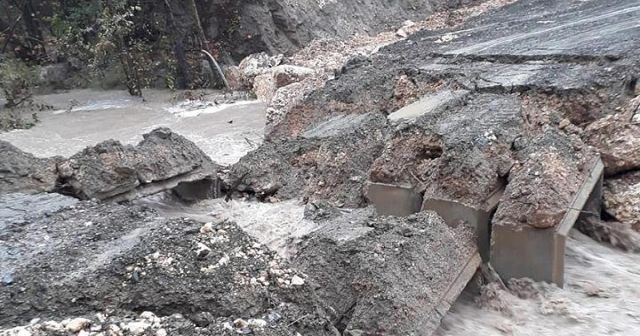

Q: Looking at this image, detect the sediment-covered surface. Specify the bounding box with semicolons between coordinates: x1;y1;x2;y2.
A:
2;0;640;335
0;197;336;335
295;210;478;336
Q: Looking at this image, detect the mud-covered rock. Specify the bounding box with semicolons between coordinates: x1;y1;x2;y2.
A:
0;141;60;194
238;52;283;87
603;170;640;232
576;217;640;252
494;131;595;229
293;210;478;336
585;108;640;176
272;65;315;88
0;201;335;335
253;73;277;102
56;128;219;201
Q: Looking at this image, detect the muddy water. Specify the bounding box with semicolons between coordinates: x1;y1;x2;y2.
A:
0;89;266;165
437;231;640;335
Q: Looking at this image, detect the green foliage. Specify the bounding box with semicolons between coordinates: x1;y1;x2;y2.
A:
0;58;37;108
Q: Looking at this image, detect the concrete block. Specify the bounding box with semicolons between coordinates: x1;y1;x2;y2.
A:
491;158;604;287
421;187;503;261
365;182;423;217
387;90;469;121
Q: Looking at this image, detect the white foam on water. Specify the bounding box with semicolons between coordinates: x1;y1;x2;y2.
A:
52;99;133;114
164;99;257;118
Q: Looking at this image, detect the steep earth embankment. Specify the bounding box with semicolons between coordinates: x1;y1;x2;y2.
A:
201;0;480;60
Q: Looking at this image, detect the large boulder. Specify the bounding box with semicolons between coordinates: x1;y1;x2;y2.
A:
57;128;220;201
272;65;315;88
0;140;60;194
237;52;283;88
585;98;640;175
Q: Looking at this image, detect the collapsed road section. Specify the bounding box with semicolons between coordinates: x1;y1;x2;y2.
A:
228;0;640;290
2;0;640;335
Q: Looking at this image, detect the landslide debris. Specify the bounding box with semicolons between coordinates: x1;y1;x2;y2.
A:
225;113;388;207
1;128;221;202
0;141;61;194
0;197;336;335
294;210;478;336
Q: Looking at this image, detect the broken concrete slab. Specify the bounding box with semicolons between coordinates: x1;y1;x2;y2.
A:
293;210;480;336
491;158;604;287
56;128;220;202
415;0;640;58
0;140;61;194
364;182;423;216
228;113;388;207
422;186;503;261
387;90;469;121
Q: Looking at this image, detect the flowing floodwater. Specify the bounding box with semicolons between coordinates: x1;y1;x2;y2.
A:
0;89;266;165
2;89;639;335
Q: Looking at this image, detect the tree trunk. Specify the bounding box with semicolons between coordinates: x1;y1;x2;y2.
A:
19;0;46;61
163;0;189;89
187;0;208;50
104;0;141;96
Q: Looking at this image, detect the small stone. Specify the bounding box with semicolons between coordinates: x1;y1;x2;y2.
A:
43;321;64;332
233;319;248;329
106;324;122;336
559;118;571;129
65;318;92;332
200;222;214;234
156;328;167;336
95;313;107;323
248;318;268;329
2;272;14;285
2;327;31;336
195;242;211;259
122;321;150;336
266;311;282;324
291;275;305;286
140;311;157;321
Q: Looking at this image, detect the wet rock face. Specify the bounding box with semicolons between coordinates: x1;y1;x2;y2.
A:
56;128;220;201
0;141;60;194
0;201;334;335
294;210;477;336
